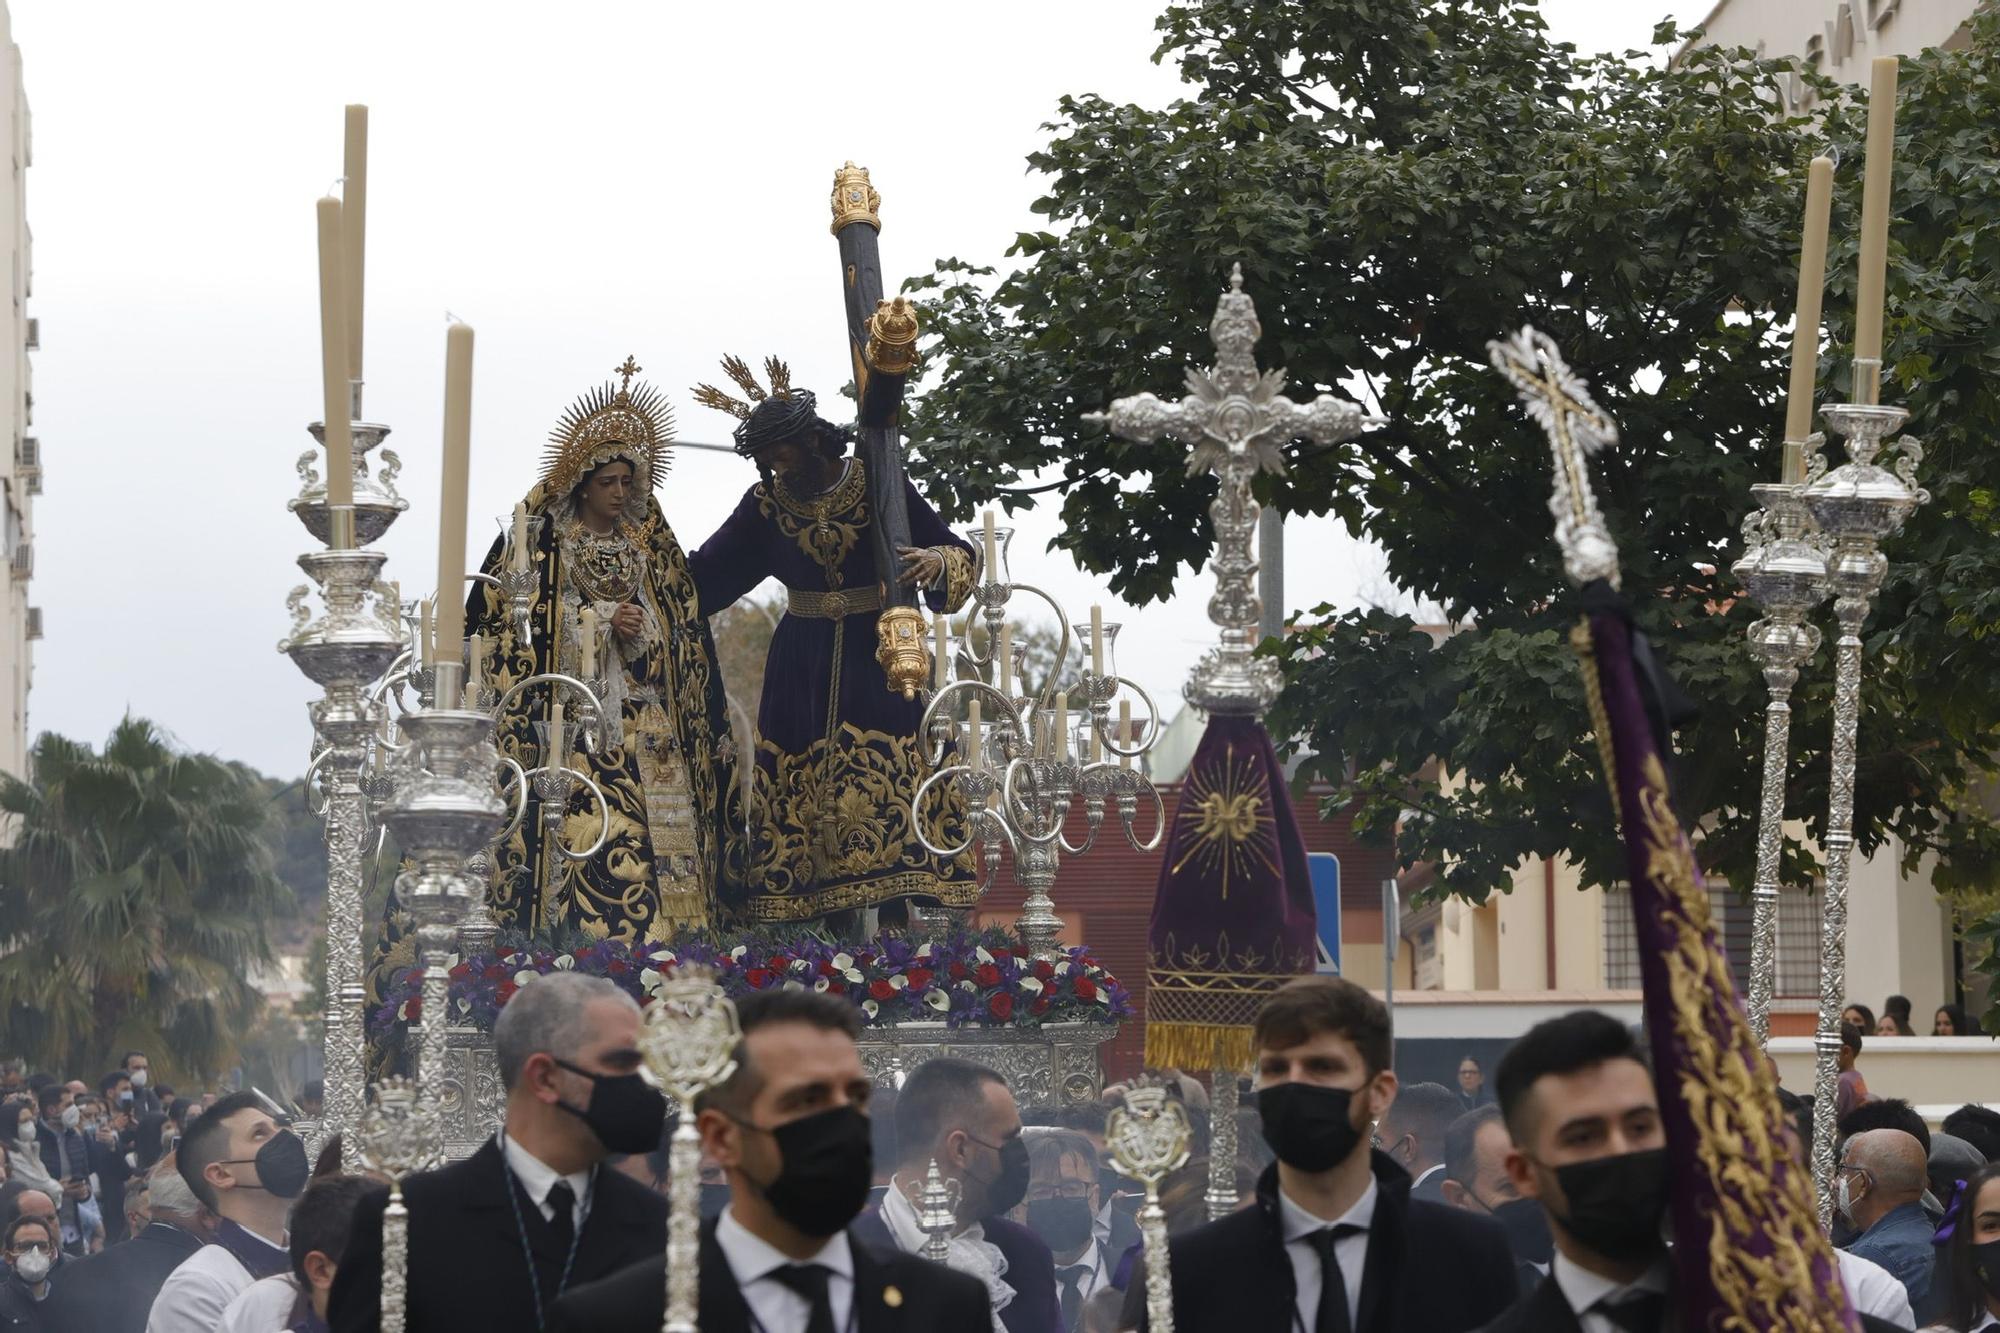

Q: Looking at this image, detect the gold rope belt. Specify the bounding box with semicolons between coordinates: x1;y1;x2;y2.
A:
784;585;882;619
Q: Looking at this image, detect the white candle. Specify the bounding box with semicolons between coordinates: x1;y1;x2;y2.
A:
1054;690;1069;759
435;322;475;661
1118;699;1132;769
578;607;598;679
982;509;998;578
933;614;948;688
418;598;434;668
1090;605;1105;676
342;105;368;390
998;625;1013;696
1854;56;1899;404
314;196;354;525
467;633;485;692
966;699;982;768
551;699;566;753
512;502;530;574
1784;155;1835;472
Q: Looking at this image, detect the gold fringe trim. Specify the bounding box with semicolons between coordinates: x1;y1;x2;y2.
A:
1144;1022;1255;1073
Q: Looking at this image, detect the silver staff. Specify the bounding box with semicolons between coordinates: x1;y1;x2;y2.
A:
1107;1082;1192;1333
356;1076;439;1333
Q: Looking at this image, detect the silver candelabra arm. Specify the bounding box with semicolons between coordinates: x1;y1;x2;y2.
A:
375;448;404;503
519;764;614;862
492;672;614;753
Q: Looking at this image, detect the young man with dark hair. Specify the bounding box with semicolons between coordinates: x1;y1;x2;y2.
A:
1441;1105;1548;1291
330;972;669;1333
1839;1097;1932;1156
1376;1082;1461;1202
148;1090;308;1333
849;1055;1060;1333
124;1053;162;1118
34;1080;92;1254
549;987;991;1332
1124;974;1517;1332
1022;1129;1108;1331
1944;1104;2000;1163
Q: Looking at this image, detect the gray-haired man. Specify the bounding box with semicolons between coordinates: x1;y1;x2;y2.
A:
328;971;670;1333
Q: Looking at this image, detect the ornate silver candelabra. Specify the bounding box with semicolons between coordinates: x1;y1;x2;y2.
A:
637;973;740;1333
1107;1081;1192;1333
356;1076;438;1333
1732;474;1828;1049
1800;384;1926;1228
910;1157;961;1265
913;555;1166;962
1089;263;1370;1217
282;407;404;1164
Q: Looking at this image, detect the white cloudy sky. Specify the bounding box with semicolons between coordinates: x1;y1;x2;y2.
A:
12;0;1706;777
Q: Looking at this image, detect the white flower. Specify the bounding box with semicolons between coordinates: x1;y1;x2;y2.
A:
783;979;806;992
975;946;994;965
925;989;950;1012
889;974;909;991
959;980;977;993
833;952;855;971
844;967;864;984
1055;961;1072;976
1096;990;1111;1005
813;978;831;993
552;954;576;970
1019;976;1044;995
731;945;748;960
514;970;540;987
916;942;934;959
640;967;665;994
456;998;472;1014
863;999;881;1019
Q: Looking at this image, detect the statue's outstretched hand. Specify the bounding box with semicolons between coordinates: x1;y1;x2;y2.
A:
896;545;944;589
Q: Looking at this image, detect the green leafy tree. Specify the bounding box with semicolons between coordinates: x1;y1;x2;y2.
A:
0;719;292;1079
906;1;2000;1005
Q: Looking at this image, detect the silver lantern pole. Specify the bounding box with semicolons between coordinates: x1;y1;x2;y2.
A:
1088;264;1372;1217
1799;381;1926;1228
282;409;406;1164
1731;475;1827;1048
355;1076;438;1333
1107;1080;1193;1333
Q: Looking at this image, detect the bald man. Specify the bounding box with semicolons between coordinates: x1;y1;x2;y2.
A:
1836;1128;1937;1310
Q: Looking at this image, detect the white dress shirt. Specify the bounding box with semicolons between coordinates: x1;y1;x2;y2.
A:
715;1204;855;1333
1277;1177;1376;1333
146;1243;262;1333
1834;1248;1914;1327
881;1173;1015;1315
1550;1251;1672;1333
500;1132;592;1233
1053;1237;1111;1317
218;1273;303;1333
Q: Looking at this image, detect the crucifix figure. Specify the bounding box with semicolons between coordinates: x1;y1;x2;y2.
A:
684;164;979;927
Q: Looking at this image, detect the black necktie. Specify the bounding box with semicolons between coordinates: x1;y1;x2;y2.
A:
544;1181;576;1256
1057;1262;1093;1329
770;1262;836;1333
1596;1290;1665;1333
1310;1224;1367;1333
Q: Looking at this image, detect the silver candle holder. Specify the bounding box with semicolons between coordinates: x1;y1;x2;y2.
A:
910;1157;961;1265
356;1076;439;1333
914;560;1165;962
1799;385;1926;1227
282;409;405;1165
1732;472;1828;1049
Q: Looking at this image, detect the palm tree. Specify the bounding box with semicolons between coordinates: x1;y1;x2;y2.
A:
0;718;291;1080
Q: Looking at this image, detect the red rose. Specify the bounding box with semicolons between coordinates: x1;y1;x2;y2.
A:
975;963;1002;988
1032;960;1054;981
607;959;629;975
495;981;517;1002
449;962;471;980
827;981;846;995
484;964;507;980
1073;977;1098;1001
988;993;1015;1021
868;978;896;1001
767;955;789;971
818;960;838;977
497;947;516;959
948;961;969;982
992;948;1012;961
404;997;422;1020
906;968;934;990
1030;997;1051;1016
746;968;776;988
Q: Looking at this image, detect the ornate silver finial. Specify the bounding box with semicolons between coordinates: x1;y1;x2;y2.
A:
911;1157;962;1265
1087;266;1370;714
1107;1081;1191;1333
356;1078;438;1333
638;971;741;1333
1487;326;1622;589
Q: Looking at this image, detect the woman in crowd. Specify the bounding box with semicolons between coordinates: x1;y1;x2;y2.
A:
1926;1161;2000;1331
0;1104;55;1212
1937;1004;1973;1037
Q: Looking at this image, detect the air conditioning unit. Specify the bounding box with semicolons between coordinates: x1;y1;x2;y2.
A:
18;437;36;468
10;543;30;580
24;318;36;350
24;607;39;640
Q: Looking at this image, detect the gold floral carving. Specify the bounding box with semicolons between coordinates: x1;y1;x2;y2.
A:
829;161;882;235
864;297;920;376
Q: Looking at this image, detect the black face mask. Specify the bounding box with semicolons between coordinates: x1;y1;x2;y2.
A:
741;1105;875;1238
220;1130;310;1200
1482;1196;1554;1266
1972;1238;2000;1302
1258;1083;1365;1173
1545;1148;1668;1263
1027;1196;1096;1251
970;1135;1030;1218
552;1059;667;1155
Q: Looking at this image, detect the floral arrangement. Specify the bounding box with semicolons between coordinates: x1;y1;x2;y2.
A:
370;927;1132;1037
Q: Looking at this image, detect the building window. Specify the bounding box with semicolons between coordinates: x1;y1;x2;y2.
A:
1602;880;1755;992
1775;883;1825;1000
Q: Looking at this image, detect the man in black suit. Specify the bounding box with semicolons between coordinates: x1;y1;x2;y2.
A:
328;971;670;1333
1122;974;1517;1333
40;1157;213;1333
548;989;991;1332
1473;1011;1909;1333
1440;1105;1548;1295
1376;1082;1458;1204
848;1057;1062;1333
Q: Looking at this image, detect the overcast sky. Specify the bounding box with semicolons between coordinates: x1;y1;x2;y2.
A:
11;0;1707;777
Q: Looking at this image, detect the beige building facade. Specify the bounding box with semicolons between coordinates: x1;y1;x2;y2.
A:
0;5;31;787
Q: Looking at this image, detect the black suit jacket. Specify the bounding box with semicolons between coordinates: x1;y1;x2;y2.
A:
1122;1153;1518;1333
849;1203;1064;1333
40;1220;203;1333
1472;1272;1914;1333
328;1139;666;1333
547;1218;993;1333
